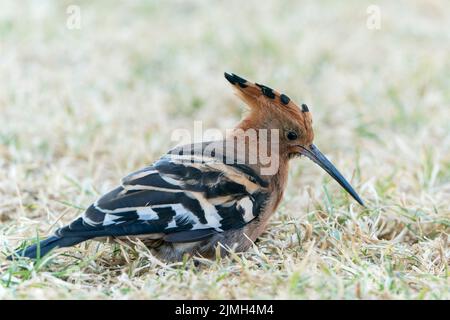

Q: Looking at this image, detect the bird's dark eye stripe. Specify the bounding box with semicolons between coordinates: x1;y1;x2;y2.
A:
280;94;290;105
287;131;298;140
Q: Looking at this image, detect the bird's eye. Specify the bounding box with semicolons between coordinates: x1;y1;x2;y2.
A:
287;131;298;140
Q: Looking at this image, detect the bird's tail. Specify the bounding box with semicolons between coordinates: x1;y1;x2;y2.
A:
8;235;87;260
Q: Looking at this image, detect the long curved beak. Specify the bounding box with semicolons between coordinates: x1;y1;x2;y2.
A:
300;144;364;206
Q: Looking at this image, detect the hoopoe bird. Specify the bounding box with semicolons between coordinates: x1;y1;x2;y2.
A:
11;73;364;261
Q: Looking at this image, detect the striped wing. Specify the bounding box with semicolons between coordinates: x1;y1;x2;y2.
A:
56;143;269;243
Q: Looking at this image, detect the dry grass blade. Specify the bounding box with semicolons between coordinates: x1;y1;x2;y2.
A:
0;0;449;299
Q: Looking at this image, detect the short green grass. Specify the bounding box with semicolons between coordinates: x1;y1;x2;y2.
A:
0;0;449;299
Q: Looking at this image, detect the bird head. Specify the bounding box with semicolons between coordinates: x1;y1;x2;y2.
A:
225;72;364;206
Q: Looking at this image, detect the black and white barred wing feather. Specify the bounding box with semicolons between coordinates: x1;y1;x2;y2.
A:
13;146;269;258
72;152;270;239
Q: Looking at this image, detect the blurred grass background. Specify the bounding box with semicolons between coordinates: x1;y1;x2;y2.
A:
0;0;449;299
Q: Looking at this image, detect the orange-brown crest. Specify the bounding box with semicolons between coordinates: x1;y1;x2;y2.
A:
225;72;314;147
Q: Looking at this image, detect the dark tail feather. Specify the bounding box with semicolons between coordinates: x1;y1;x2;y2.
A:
8;236;87;260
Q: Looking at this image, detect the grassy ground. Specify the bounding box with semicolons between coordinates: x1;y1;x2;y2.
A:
0;0;449;299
